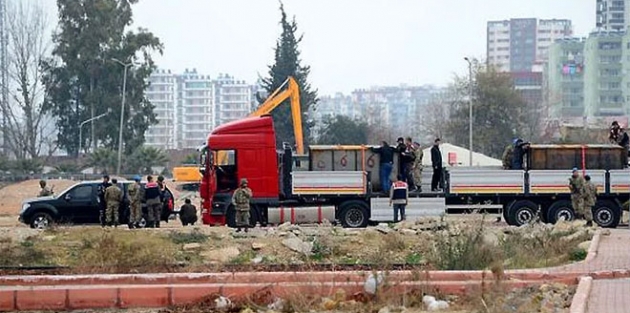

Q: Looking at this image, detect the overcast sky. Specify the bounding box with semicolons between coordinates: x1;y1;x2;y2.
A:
41;0;595;94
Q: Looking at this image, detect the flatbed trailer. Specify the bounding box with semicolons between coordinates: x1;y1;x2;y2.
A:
199;116;630;228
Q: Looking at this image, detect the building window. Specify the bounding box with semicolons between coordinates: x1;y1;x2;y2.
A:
599;42;621;50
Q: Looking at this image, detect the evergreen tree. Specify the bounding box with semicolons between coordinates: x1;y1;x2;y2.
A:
40;0;162;156
259;2;318;149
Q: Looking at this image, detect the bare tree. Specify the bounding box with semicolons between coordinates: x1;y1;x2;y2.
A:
419;87;458;143
3;0;54;159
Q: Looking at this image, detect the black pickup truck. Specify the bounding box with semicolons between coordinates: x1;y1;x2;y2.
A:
18;180;176;229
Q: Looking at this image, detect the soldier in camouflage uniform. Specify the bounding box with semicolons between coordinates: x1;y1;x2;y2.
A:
501;140;515;169
411;142;423;192
568;168;586;222
583;175;596;227
232;178;253;233
104;178;122;227
38;180;53;197
127;176;144;229
97;175;112;227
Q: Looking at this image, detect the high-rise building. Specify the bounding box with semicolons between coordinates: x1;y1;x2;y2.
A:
145;69;177;150
178;69;215;149
584;32;624;117
214;74;253;126
487;18;573;72
596;0;628;31
545;38;586;118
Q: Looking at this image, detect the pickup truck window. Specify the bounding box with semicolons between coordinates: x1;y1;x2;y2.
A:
70;185;92;199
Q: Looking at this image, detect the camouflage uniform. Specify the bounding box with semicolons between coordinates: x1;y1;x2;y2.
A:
502;144;514;169
38;180;53;197
583;181;597;223
569;175;586;219
411;146;423;190
127;181;143;226
104;184;122;225
232;180;253;229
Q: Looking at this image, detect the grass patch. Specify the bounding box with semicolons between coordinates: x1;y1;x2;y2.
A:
167;229;209;245
569;248;588;261
0;237;51;266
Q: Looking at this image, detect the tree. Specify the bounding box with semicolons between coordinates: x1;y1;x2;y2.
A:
420;89;457;143
446;61;525;158
2;0;55;159
317;115;369;145
259;2;318;148
87;148;117;174
125;146;169;175
41;0;162;157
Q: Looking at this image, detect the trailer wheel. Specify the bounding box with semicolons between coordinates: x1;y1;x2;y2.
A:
338;200;369;228
546;200;575;224
507;200;537;226
593;200;621;228
502;201;515;225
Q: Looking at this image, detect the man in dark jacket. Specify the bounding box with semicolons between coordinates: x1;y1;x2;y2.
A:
512;139;530;170
179;198;198;226
97;175;111;227
431;138;443;192
370;141;395;193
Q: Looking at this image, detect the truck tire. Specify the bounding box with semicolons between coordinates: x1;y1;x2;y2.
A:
593;200;621;228
546;200;575;224
30;212;53;229
503;201;515;225
338;200;369;228
507;200;537;226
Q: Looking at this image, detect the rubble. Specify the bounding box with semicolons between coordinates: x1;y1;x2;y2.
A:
364;272;385;295
251;242;266;250
201;247;240;263
375;224;392;234
182;243;201;250
282;237;313;256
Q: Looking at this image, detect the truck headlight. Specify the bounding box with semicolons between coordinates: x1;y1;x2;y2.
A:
20;203;30;214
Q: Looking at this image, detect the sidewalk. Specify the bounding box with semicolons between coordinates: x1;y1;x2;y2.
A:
587;279;630;313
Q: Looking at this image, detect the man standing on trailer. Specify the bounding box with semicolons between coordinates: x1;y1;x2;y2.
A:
502;139;517;169
583;175;596;227
370;141;395;193
232;178;253;233
390;175;408;222
569;168;586;223
431;138;443;192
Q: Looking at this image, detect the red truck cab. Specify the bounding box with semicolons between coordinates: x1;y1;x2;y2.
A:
200;115;281;225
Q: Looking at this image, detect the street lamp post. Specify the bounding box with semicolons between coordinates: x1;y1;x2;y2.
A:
78;110;110;158
111;58;136;175
464;57;473;166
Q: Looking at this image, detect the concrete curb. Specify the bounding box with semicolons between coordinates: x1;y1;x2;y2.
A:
584;229;602;263
569;276;593;313
0;279;571;311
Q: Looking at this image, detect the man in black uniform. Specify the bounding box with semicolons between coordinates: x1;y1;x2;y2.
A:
97;175;112;227
431;138;443;192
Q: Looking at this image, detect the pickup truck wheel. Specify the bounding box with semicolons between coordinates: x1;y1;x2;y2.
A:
546;200;575;224
593;200;621;228
30;212;53;229
507;200;537;227
339;200;369;228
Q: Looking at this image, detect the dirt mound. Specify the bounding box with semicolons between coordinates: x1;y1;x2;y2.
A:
0;179;76;215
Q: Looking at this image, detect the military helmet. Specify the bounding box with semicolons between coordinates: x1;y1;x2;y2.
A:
240;178;248;186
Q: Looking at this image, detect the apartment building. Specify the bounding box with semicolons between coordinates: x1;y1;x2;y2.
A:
487;18;573;72
214;74;253;126
545;38;587;118
178;69;215;149
596;0;628;31
145;69;177;150
584;32;625;117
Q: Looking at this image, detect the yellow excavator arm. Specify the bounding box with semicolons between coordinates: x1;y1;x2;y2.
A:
251;76;304;155
216;76;304;165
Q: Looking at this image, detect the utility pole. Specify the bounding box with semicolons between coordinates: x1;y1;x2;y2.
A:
112;58;135;175
464;57;473;167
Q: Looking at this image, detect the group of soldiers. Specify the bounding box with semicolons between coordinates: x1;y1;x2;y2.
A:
501;138;531;170
371;137;424;193
568;168;597;227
